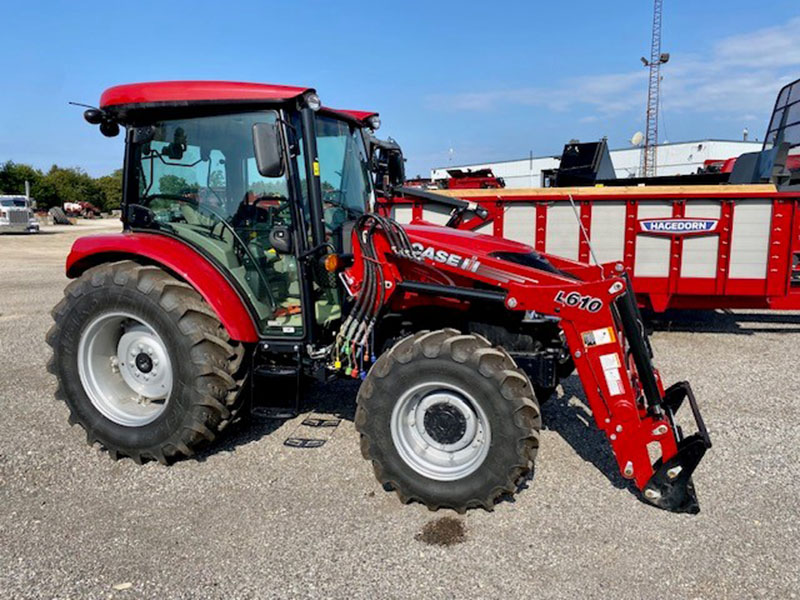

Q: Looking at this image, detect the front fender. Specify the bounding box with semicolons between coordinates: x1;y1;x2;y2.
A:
66;232;259;342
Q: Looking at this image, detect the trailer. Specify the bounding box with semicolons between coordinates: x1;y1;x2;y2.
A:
379;184;800;311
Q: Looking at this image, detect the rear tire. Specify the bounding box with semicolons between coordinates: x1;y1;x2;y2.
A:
46;260;247;464
356;329;540;512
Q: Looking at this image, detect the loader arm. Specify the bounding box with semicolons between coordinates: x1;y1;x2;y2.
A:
341;216;711;513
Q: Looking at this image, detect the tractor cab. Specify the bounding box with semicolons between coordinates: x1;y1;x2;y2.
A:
95;82;377;343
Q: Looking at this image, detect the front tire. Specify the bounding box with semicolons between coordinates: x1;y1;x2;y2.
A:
46;260;246;464
356;329;541;512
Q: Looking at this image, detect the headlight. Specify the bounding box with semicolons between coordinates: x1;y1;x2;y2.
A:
303;92;322;111
366;115;381;131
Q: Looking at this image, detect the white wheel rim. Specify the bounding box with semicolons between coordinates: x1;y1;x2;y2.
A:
77;311;173;427
390;381;491;481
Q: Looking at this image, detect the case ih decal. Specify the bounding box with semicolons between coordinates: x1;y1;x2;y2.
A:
639;218;718;236
411;242;481;272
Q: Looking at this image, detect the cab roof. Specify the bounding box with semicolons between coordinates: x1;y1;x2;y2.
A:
100;80;313;110
98;81;378;127
323;108;379;126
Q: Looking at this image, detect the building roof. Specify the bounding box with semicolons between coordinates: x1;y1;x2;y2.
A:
99;80;313;109
435;139;763;171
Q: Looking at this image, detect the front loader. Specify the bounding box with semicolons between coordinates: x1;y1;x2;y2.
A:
47;80;710;514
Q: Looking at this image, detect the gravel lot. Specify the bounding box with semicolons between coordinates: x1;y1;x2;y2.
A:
1;221;799;599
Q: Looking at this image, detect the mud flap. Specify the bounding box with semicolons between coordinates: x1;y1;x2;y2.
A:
642;434;707;514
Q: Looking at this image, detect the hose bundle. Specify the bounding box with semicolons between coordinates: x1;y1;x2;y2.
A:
332;214;415;378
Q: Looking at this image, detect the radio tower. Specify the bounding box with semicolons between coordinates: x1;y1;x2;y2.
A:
640;0;669;177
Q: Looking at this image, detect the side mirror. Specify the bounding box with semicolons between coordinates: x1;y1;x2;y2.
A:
368;136;405;188
253;122;285;178
386;148;405;185
269;225;293;254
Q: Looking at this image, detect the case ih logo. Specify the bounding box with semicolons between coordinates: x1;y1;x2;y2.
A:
639;218;718;235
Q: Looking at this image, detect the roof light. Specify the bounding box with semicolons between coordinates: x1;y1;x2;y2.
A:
366;115;381;131
303;92;322;111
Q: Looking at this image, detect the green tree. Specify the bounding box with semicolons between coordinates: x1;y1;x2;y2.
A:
158;175;199;196
0;161;43;196
34;165;105;211
95;169;124;211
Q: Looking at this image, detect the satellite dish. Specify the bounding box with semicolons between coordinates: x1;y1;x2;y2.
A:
630;131;644;146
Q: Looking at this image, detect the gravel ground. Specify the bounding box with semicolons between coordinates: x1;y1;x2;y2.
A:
1;221;799;599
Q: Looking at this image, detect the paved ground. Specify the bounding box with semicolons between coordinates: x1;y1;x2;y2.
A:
1;221;799;599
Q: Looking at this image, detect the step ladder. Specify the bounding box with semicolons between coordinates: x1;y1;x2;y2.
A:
249;344;303;419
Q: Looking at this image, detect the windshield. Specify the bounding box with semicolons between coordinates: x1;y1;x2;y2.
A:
316;115;372;218
0;198;27;207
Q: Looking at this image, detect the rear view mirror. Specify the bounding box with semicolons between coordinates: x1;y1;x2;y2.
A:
253;122;285;178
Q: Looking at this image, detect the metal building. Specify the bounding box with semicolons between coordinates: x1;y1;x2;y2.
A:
431;139;762;188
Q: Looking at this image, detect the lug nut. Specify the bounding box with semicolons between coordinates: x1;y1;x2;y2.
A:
644;489;661;500
624;461;634;477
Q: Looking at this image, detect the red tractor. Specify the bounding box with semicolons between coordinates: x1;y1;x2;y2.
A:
47;81;710;513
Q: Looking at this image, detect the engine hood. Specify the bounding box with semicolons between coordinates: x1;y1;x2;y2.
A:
403;223;532;258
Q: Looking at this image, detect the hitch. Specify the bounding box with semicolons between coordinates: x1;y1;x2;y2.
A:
642;382;712;514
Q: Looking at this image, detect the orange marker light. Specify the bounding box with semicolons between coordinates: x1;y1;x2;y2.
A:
324;253;341;273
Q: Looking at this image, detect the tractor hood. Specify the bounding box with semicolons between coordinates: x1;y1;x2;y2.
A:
403;223;533;259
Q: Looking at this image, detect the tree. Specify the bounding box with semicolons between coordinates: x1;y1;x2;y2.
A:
34;165;105;211
95;169;124;211
0;161;42;196
158;175;199;196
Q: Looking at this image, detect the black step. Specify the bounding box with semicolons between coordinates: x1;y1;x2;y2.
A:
251;406;298;420
301;417;341;428
254;365;299;378
284;437;326;448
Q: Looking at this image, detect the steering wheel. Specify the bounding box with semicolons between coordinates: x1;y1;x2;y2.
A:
142;193;199;206
233;195;291;228
142;193;276;312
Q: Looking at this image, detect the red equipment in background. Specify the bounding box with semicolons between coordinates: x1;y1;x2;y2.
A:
405;168;505;191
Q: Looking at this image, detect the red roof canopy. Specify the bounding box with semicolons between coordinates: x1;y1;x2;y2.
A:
100;80;313;109
322;107;379;126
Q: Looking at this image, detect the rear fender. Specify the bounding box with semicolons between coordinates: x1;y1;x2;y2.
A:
66;232;259;342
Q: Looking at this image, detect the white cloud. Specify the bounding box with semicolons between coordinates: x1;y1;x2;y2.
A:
427;17;800;120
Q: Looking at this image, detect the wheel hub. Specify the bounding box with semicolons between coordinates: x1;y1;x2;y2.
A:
390;383;491;481
135;352;153;373
77;312;173;427
423;403;467;445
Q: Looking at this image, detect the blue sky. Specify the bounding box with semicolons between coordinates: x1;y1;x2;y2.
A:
1;1;799;178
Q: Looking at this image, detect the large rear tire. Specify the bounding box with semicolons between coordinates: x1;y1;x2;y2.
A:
46;260;246;464
356;329;540;512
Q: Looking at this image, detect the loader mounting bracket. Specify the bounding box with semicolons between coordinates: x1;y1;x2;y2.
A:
642;434;708;514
